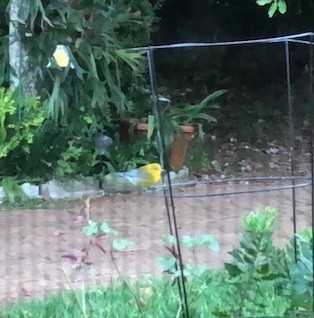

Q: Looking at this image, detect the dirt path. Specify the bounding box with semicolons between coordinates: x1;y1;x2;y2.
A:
0;180;312;304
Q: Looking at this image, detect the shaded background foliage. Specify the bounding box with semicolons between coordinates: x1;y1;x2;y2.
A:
0;0;157;179
150;0;314;147
0;0;314;180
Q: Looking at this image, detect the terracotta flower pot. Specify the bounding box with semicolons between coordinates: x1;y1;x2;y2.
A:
136;122;150;139
169;125;195;171
136;123;195;171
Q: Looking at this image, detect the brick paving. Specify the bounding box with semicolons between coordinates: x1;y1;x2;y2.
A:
0;180;312;304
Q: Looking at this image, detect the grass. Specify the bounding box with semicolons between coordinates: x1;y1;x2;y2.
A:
0;278;181;318
0;271;294;318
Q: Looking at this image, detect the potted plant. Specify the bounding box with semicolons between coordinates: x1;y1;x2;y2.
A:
136;89;227;170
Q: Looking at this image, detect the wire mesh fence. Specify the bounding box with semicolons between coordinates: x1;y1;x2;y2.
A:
1;32;314;317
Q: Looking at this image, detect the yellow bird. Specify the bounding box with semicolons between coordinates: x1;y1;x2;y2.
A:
104;163;163;188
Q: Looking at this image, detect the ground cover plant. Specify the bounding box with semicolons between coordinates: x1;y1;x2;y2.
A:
0;206;312;317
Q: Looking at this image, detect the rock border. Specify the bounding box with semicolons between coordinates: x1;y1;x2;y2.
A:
0;167;190;200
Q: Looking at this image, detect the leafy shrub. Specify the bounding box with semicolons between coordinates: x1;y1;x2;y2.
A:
55;141;99;179
287;228;313;317
0;87;45;178
1;0;158;179
1;176;28;204
0;88;44;159
17;0;155;123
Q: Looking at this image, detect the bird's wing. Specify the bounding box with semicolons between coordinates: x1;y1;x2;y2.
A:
117;169;144;186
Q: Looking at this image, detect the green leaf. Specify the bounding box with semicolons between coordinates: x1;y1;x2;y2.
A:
294;282;309;295
256;0;273;5
116;50;142;72
162;234;176;244
199;89;227;108
268;2;278;18
157;256;176;271
229;249;244;263
99;222;118;235
197;123;205;139
198;234;220;252
0;126;7;144
180;235;196;248
82;220;99;236
89;52;99;79
193;113;217;122
147;115;155;139
225;263;243;277
277;0;287;14
112;239;132;251
1;177;28;203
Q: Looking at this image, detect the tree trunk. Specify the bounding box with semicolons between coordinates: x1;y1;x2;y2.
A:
9;0;36;96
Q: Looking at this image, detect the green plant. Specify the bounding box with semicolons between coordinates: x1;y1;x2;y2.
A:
15;0;155;124
186;138;214;172
0;87;44;159
55;141;98;179
135;89;227;160
224;206;291;317
0;1;158;180
61;206;148;313
102;138;159;173
63;216;133;266
159;89;227;141
169;90;226;124
1;176;28;204
158;233;219;280
256;0;287;18
286;228;313;317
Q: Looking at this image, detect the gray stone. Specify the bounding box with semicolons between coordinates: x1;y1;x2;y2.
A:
176;166;189;181
40;180;70;199
60;177;100;192
0;186;5;199
40;179;103;199
155;166;190;187
20;183;40;198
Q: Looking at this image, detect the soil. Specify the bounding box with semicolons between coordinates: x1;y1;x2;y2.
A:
0;179;312;304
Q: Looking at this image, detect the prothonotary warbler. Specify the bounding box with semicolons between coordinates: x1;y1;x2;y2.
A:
104;163;163;188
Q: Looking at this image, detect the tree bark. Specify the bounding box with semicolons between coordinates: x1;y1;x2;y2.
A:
9;0;36;96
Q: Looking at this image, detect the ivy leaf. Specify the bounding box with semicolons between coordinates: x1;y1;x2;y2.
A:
112;239;132;251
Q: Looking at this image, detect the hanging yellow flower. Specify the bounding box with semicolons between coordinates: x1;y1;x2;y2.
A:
47;45;74;69
53;45;70;67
